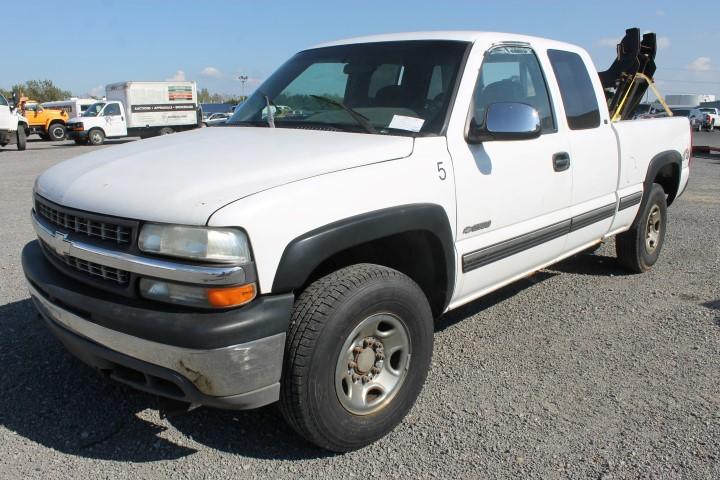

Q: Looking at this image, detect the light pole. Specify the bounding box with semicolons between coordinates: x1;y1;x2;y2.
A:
238;75;248;100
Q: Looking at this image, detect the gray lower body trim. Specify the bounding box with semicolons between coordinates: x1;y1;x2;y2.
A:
462;202;619;273
28;281;284;398
618;191;643;211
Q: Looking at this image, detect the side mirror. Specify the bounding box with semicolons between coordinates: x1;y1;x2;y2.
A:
466;102;541;144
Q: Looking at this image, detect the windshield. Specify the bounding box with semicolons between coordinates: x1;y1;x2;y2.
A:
82;102;106;117
227;40;469;136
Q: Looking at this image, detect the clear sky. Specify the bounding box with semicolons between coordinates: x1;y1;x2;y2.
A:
11;0;720;100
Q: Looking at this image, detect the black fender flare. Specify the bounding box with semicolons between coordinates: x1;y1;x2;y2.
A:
642;150;682;208
271;203;456;309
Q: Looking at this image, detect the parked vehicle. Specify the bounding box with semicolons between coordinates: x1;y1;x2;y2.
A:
18;97;68;141
202;112;230;127
23;30;691;452
65;81;202;145
691;107;720;131
42;98;98;118
0;93;28;150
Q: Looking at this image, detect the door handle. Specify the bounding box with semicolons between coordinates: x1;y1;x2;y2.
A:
553;152;571;172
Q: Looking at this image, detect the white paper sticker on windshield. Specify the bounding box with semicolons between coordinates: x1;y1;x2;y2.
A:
388;115;425;132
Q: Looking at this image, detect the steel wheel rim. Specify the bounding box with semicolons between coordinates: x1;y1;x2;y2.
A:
91;132;101;143
335;313;411;415
645;204;662;253
52;126;64;138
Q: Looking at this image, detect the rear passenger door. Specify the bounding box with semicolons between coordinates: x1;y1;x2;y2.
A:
449;44;573;304
547;49;618;250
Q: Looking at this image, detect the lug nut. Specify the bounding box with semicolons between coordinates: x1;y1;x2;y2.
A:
376;352;385;360
353;346;363;355
348;361;357;369
352;373;361;382
371;366;381;375
361;375;370;384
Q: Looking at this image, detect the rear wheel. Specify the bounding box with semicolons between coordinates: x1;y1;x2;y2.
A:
47;123;67;141
616;183;667;273
280;264;434;452
16;126;26;151
88;129;105;146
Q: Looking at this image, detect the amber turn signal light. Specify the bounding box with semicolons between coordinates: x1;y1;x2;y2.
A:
207;283;257;308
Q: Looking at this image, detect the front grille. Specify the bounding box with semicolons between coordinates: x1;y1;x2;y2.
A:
36;198;132;245
42;241;130;285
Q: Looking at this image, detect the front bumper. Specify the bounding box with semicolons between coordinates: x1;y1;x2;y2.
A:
66;129;87;140
22;240;294;409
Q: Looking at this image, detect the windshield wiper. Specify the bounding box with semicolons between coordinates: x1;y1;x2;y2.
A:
310;95;377;134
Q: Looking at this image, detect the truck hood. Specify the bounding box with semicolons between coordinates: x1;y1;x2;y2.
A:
36;127;414;225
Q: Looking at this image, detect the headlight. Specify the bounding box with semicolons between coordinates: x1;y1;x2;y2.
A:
138;224;251;264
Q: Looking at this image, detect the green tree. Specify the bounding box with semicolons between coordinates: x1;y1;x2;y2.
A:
10;80;72;102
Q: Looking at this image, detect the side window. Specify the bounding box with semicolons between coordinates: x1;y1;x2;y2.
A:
0;95;7;107
547;50;601;130
472;46;555;132
368;64;403;99
103;103;121;116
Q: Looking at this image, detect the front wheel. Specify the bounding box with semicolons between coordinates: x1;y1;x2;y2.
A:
16;126;26;151
47;123;66;141
88;129;105;146
280;264;434;452
159;127;174;135
616;183;667;273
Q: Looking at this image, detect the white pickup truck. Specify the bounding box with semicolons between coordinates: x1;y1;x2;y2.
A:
22;31;691;452
690;107;720;131
0;93;28;151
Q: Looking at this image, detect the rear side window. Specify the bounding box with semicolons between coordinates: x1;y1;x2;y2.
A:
547;50;600;130
0;95;7;106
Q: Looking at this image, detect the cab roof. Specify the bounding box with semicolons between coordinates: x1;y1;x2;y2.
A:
311;31;583;52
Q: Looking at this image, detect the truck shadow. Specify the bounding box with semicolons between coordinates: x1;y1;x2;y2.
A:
0;298;330;463
546;252;631;277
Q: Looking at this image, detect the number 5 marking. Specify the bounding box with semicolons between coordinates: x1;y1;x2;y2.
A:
437;162;447;181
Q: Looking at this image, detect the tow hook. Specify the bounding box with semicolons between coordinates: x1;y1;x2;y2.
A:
158;397;199;419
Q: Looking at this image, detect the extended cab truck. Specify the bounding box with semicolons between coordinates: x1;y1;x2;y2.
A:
0;93;28;150
690;107;720;131
19;98;69;141
22;32;691;452
66;81;201;145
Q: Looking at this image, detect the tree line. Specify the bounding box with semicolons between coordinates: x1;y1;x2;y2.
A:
0;80;72;103
1;80;244;105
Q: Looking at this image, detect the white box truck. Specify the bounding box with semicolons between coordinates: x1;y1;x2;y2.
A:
66;81;201;145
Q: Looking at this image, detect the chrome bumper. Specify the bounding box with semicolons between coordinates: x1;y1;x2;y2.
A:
28;281;285;400
31;210;248;285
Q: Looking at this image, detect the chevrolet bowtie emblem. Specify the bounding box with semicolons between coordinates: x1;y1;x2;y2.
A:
52;231;72;256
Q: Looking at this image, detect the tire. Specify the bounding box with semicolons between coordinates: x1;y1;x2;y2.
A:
159;127;174;135
16;126;26;151
616;183;667;273
280;263;434;452
88;129;105;146
47;123;66;141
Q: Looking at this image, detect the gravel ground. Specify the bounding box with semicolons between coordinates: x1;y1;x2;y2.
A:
0;136;718;479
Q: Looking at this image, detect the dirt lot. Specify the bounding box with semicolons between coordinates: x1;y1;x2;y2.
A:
0;136;718;479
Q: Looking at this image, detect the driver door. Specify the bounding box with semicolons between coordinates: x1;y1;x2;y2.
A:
0;95;11;131
101;102;127;137
448;45;573;303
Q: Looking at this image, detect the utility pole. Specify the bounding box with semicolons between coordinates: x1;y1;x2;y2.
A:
238;75;248;101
